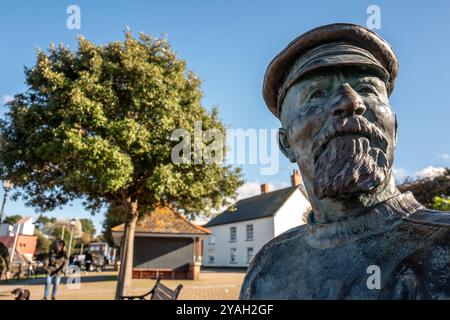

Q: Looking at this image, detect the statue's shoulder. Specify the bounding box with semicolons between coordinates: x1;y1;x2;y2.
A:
250;224;308;266
392;209;450;299
405;209;450;228
258;224;308;255
239;224;307;299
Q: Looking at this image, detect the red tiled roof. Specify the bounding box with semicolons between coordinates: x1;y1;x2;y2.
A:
0;236;14;247
111;207;211;235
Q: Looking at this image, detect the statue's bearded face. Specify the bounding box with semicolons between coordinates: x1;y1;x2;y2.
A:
279;68;396;200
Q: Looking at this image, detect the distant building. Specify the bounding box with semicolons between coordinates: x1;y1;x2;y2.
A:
0;224;9;237
202;170;311;268
88;242;110;257
0;216;35;237
0;216;38;262
0;235;37;262
111;207;210;280
14;217;35;236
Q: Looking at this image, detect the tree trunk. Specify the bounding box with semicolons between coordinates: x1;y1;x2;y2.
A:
115;222;128;294
114;200;138;299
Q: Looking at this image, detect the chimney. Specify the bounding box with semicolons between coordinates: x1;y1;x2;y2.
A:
260;183;270;194
291;170;302;187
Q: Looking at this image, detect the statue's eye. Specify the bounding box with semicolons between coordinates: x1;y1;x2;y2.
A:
357;85;378;95
308;89;327;101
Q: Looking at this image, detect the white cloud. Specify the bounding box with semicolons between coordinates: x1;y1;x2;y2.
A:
2;95;14;104
439;153;450;161
414;166;446;179
393;167;408;181
236;181;261;200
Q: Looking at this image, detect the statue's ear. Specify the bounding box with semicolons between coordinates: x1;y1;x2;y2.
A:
278;128;296;163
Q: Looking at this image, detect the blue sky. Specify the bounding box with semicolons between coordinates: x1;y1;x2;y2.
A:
1;0;449;232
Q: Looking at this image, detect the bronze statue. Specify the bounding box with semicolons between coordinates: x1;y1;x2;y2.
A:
240;23;450;299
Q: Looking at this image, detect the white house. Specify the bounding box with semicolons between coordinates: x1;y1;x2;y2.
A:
14;216;35;236
0;216;37;262
0;216;35;237
202;171;311;267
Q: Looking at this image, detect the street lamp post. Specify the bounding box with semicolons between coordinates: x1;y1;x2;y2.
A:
0;180;13;224
10;224;20;265
67;218;77;265
61;225;65;240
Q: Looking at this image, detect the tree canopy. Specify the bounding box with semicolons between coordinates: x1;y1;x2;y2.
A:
2;214;22;225
79;218;96;237
398;168;450;208
102;203;126;247
432;195;450;211
35;214;56;230
0;31;242;297
0;31;242;216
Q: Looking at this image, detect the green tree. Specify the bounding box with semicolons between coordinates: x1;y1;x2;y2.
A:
3;214;22;225
0;32;242;298
398;168;450;208
75;232;91;254
102;203;127;248
432;196;450;211
41;219;82;255
35;214;56;230
34;230;52;259
79;218;96;237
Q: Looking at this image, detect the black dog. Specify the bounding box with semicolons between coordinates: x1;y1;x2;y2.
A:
11;288;30;300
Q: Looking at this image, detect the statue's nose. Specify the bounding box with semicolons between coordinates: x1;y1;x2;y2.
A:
330;83;366;117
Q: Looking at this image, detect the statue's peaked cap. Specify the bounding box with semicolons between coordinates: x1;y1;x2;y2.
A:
263;23;398;118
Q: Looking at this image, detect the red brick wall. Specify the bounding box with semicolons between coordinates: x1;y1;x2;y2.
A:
16;235;37;256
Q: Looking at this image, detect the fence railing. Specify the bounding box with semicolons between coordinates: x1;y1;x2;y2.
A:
1;261;46;282
1;261;118;283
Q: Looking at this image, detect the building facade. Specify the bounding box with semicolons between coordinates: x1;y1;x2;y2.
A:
112;207;210;280
202;171;311;268
0;216;37;262
0;216;35;237
0;235;37;262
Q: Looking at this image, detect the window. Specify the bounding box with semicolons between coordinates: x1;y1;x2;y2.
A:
230;248;237;264
208;236;215;245
247;247;254;264
246;224;254;241
208;249;215;263
229;226;236;242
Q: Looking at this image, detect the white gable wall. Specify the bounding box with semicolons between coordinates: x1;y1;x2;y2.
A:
202;188;312;268
273;189;310;236
16;220;35;236
202;216;274;267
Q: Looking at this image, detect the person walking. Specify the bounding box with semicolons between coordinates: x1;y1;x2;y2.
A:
43;240;67;300
84;251;92;274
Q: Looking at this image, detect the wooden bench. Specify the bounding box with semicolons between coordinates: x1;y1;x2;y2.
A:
132;268;189;279
119;277;183;300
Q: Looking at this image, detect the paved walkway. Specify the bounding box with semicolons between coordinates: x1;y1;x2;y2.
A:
0;269;246;300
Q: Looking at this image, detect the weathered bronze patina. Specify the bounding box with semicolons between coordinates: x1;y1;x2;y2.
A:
240;23;450;299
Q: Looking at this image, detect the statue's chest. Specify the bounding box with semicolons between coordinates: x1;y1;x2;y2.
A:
251;236;413;299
